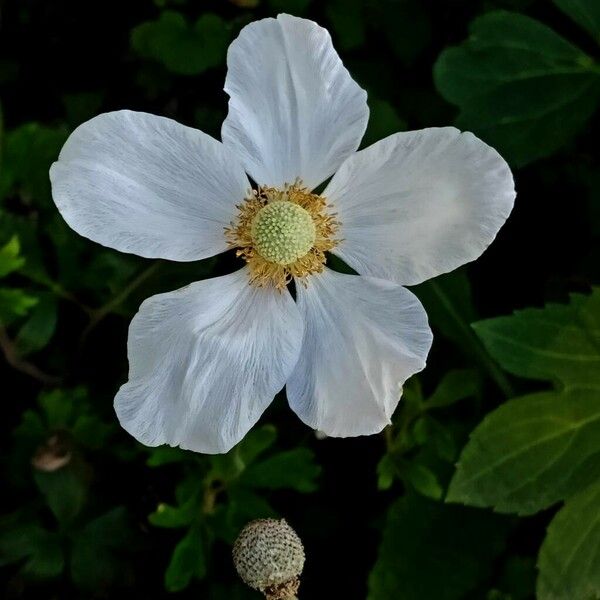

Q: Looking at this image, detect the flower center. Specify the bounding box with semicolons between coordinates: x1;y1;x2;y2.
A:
250;201;316;265
225;180;340;289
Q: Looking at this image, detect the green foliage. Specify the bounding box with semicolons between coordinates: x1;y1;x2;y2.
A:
449;289;600;597
553;0;600;42
434;10;600;166
131;12;230;75
376;370;481;498
146;425;320;591
368;494;509;600
537;481;600;600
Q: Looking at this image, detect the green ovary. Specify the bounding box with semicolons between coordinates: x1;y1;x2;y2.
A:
251;201;316;265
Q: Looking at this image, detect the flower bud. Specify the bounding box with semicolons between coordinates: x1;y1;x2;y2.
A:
233;518;305;599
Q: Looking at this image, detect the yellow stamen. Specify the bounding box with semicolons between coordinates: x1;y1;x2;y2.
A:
225;180;340;289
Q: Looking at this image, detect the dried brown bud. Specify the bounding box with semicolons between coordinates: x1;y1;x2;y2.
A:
31;434;71;472
233;518;305;599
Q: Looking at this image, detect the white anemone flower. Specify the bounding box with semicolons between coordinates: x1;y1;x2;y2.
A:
49;14;515;454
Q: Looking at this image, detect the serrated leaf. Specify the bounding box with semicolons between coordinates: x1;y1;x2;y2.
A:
0;235;24;278
473;289;600;388
164;525;206;592
239;448;320;492
537;481;600;600
131;11;229;76
434;11;600;166
553;0;600;42
368;494;508;600
447;389;600;514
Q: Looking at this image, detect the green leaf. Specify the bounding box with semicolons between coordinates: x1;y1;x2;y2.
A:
402;461;444;500
553;0;600;43
14;294;57;356
0;235;24;278
0;514;64;578
425;369;481;409
0;123;68;205
34;464;88;525
236;424;277;466
376;455;395;491
131;11;229;76
447;389;600;514
473;289;600;388
164;525;207;592
537;481;600;600
239;448;320;492
149;499;198;529
71;507;134;590
434;11;600;166
146;445;189;467
0;288;38;324
368;494;508;600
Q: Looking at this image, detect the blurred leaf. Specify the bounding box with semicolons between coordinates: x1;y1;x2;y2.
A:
0;288;38;324
376;454;395;491
537;481;600;600
149;499;198;529
0;123;68;205
368;494;508;600
434;11;600;166
71;507;134;590
553;0;600;42
361;99;406;147
402;461;444;500
39;388;78;428
0;235;25;278
0;514;64;578
164;525;207;592
15;294;57;356
240;448;320;492
34;464;88;526
425;369;480;409
473;288;600;387
237;424;277;466
146;445;189;467
71;415;114;450
131;12;229;76
447;389;600;514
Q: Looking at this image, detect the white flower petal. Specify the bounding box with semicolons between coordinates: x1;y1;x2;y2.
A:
287;269;432;437
50;110;249;261
114;268;303;454
326;128;516;286
222;14;368;189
